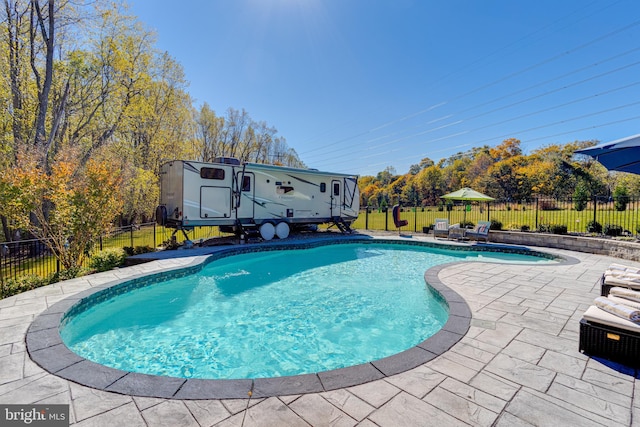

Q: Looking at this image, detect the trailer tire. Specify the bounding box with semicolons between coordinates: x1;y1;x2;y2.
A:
155;205;167;226
275;222;290;239
259;223;275;240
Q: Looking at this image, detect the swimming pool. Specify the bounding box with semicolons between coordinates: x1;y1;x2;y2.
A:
59;241;557;381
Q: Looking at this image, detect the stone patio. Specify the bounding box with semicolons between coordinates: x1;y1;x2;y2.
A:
1;232;638;426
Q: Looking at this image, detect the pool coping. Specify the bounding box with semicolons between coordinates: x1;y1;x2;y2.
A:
25;235;565;400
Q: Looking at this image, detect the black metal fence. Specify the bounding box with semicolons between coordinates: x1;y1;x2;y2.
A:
1;196;639;287
0;222;228;286
352;196;640;235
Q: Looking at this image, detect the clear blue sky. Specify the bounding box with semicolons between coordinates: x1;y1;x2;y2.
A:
128;0;640;176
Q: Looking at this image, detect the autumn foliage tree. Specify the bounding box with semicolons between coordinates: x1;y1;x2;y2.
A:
0;148;123;271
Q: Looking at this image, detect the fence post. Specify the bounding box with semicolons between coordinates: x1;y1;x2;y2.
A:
130;225;134;248
535;198;539;230
593;196;597;226
365;206;369;230
99;236;103;251
154;223;157;248
385;208;389;231
414;205;418;232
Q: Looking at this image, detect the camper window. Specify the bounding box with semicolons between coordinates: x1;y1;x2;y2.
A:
242;176;251;191
277;186;294;194
333;183;340;196
200;167;225;180
320;183;326;193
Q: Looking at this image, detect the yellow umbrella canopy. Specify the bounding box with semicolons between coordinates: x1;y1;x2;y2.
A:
441;187;495;201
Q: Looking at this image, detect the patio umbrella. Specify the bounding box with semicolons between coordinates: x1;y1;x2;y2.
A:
441;187;495;202
575;134;640;175
441;187;495;223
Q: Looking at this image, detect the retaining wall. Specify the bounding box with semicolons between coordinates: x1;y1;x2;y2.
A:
490;231;640;262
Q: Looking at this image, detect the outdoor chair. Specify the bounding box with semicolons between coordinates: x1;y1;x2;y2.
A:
600;273;640;296
433;219;450;239
465;220;491;243
580;288;640;368
600;263;640;296
392;204;408;235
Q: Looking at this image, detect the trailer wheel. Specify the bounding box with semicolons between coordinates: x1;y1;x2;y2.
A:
259;223;275;240
155;205;167;226
275;222;290;239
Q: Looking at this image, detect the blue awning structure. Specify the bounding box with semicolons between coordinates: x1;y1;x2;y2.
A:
575;134;640;175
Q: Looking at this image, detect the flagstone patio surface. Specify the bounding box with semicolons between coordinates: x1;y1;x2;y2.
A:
1;231;638;426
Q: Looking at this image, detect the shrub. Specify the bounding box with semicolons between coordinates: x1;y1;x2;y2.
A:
537;223;550;233
506;223;520;231
123;245;155;256
586;220;602;234
613;185;629;211
549;224;567;235
48;266;92;284
460;220;474;228
490;219;503;230
0;274;49;298
604;224;623;237
520;225;530;232
89;248;126;272
573;181;590;212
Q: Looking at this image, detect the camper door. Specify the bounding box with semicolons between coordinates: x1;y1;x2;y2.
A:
331;180;341;216
236;171;255;219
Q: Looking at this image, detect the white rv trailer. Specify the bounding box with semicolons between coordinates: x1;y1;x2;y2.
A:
156;158;360;240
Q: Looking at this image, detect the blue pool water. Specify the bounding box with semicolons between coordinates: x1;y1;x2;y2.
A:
60;243;554;379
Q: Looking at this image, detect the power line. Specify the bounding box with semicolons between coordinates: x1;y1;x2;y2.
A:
306;47;640;167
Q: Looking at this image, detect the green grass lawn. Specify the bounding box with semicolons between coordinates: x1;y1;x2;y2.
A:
352;204;640;235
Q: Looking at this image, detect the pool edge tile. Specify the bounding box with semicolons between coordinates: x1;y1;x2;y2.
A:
105;372;186;398
317;363;385;391
174;378;254;399
252;374;324;398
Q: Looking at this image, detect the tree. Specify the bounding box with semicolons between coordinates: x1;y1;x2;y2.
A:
613;184;629;212
0;148;123;271
490;138;522;161
573;180;589;211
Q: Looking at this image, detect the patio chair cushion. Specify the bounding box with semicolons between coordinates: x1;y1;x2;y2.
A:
433;219;450;238
600;275;640;296
593;297;640;323
582;305;640;333
466;221;491;241
606;263;640;276
609;287;640;303
609;295;640;310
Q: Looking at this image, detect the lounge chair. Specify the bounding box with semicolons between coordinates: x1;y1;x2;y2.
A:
433;218;450;239
600;272;640;296
392;204;408;235
580;289;640;367
466;220;491;243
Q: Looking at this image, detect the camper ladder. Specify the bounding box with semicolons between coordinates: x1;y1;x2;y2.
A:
235;219;261;242
331;217;353;234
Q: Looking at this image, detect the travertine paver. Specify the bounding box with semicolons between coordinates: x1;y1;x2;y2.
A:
1;232;640;426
